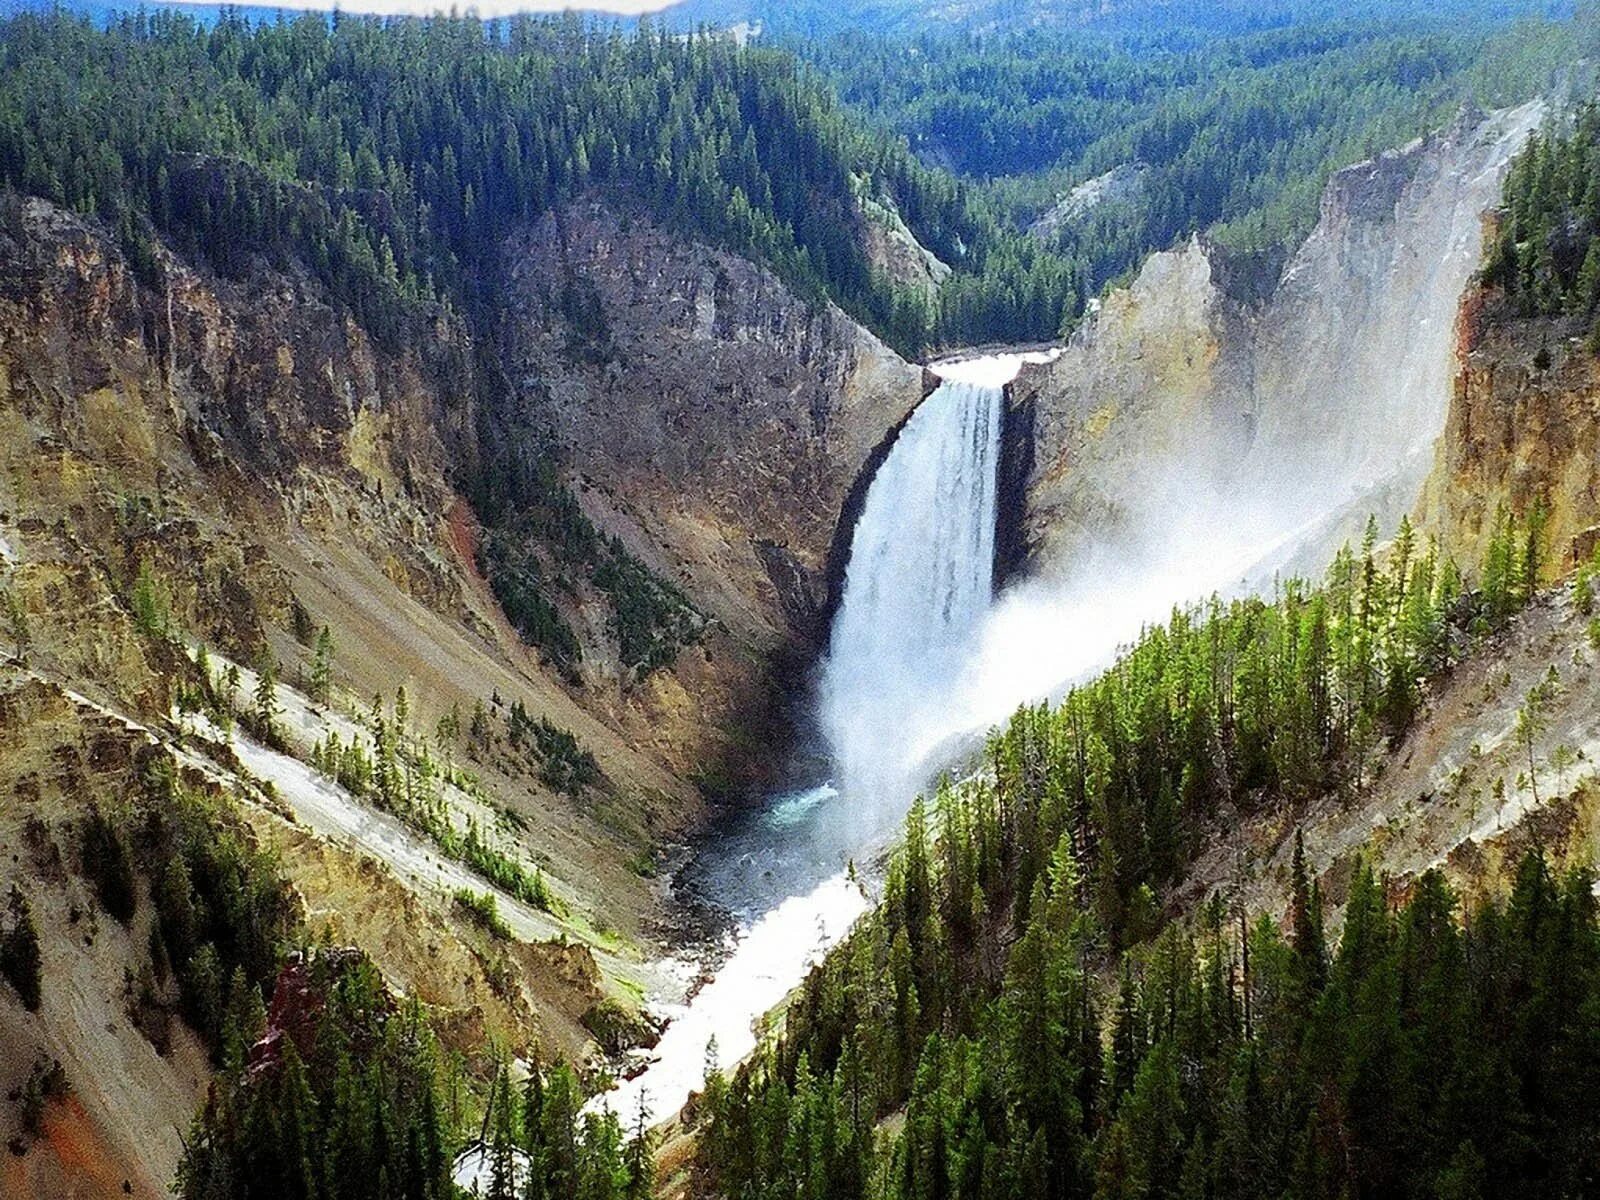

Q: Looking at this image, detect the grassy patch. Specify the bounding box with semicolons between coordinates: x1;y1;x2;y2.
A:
452;888;513;940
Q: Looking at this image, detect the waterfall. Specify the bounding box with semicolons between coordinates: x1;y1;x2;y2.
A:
588;354;1046;1128
821;376;1003;822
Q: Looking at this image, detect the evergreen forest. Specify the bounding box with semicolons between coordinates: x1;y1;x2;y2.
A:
688;517;1598;1200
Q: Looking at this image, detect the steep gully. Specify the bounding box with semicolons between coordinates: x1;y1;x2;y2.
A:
588;102;1542;1125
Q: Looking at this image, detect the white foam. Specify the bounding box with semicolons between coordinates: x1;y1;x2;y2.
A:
586;872;867;1126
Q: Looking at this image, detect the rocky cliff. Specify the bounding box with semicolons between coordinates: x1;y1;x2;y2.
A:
498;201;927;785
1421;282;1600;580
1007;101;1544;587
0;186;925;1191
0;180;926;806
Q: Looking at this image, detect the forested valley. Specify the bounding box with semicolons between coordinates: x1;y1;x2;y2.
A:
1;2;1591;352
3;2;1600;1198
690;515;1600;1200
794;11;1592;330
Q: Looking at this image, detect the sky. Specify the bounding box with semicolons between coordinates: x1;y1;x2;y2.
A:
157;0;682;15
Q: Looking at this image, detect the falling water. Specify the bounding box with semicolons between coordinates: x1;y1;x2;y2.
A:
588;354;1040;1128
822;374;1004;825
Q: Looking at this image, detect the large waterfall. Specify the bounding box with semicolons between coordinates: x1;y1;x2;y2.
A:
821;375;1003;822
590;355;1041;1129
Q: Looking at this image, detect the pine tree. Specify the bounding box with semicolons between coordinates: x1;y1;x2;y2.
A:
254;649;280;741
310;626;334;704
1107;961;1142;1106
1287;830;1326;993
623;1093;654;1200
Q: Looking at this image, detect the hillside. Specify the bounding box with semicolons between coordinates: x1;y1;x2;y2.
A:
2;8;1600;1200
675;101;1600;1200
0;53;929;1196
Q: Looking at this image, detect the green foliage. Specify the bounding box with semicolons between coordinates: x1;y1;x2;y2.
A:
699;848;1600;1200
12;1056;68;1141
6;8;1544;361
1484;103;1600;318
454;888;513;940
0;9;989;353
0;7;1585;357
0;885;42;1012
178;955;453;1200
694;519;1555;1200
678;0;1573;42
288;597;315;645
454;819;563;917
507;700;603;795
80;806;138;926
581;997;656;1056
312;694;565;916
592;536;703;675
131;558;172;639
312;728;376;796
477;526;585;678
1477;503;1544;628
140;772;297;1052
180;975;653;1200
477;495;702;680
250;649;281;745
801;11;1585;325
309;625;334;704
0;584;28;661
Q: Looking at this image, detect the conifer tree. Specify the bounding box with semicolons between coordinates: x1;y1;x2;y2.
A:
254;649;280;741
310;626;334;704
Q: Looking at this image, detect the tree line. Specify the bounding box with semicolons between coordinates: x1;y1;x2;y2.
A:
176;948;655;1200
1484;102;1600;333
698;849;1600;1200
800;11;1593;304
0;8;1058;353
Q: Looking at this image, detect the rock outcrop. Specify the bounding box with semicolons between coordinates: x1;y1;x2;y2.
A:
499;201;928;785
1422;285;1600;579
0;191;474;697
504;202;926;645
1007;101;1544;586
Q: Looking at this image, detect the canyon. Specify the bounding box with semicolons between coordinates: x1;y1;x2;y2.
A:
2;87;1597;1196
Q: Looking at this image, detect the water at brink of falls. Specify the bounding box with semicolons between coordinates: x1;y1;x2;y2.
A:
588;352;1044;1127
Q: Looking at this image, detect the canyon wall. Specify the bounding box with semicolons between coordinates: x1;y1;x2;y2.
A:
0;185;926;1187
1007;101;1544;586
504;202;926;639
0;183;926;800
1421;282;1600;581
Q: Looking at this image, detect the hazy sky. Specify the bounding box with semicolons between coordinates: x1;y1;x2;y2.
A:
163;0;683;15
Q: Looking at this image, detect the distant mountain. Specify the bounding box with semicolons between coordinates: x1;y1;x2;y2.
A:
1;0;1576;38
658;0;1575;39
